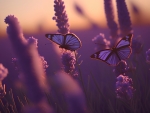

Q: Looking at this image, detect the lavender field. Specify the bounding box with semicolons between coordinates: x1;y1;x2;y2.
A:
0;0;150;113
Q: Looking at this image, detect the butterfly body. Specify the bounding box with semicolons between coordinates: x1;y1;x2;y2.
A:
45;33;81;51
91;34;133;66
59;44;69;50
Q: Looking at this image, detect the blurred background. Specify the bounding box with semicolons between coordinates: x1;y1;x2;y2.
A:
0;0;150;90
0;0;150;38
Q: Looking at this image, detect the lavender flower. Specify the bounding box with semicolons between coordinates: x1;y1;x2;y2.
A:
113;61;136;75
92;33;110;51
73;71;79;78
27;37;49;72
12;57;24;80
104;0;118;39
53;0;70;34
40;56;49;73
113;60;127;76
12;56;49;77
5;15;52;112
116;75;134;99
27;37;38;48
116;0;133;36
50;70;88;113
53;0;81;78
12;35;48;73
12;58;20;72
0;63;8;81
61;51;76;74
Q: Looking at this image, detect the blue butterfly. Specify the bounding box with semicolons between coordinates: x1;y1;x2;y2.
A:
45;33;82;51
90;34;133;66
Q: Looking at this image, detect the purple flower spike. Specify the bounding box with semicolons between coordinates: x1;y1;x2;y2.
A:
12;58;20;72
5;16;44;101
104;0;118;39
61;51;76;74
40;56;49;73
116;0;133;36
50;70;88;113
27;37;38;48
5;15;52;112
53;0;70;34
113;60;127;76
116;75;134;99
5;15;27;53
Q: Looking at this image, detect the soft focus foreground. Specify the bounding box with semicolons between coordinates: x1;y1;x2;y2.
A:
0;0;150;113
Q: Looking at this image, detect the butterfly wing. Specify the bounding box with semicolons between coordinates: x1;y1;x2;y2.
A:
64;33;82;51
116;46;132;60
45;33;81;51
116;34;133;48
114;34;133;61
91;49;120;66
90;34;133;66
45;34;65;45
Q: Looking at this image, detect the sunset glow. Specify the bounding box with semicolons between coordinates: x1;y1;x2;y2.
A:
0;0;150;37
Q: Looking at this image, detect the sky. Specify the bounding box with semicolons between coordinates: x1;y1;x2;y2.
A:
0;0;150;37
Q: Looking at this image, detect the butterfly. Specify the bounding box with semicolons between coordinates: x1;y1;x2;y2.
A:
45;33;82;51
90;34;133;66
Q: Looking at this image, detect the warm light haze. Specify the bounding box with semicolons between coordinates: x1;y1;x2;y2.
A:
0;0;150;37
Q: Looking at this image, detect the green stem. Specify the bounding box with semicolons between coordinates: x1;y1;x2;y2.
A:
74;51;93;112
